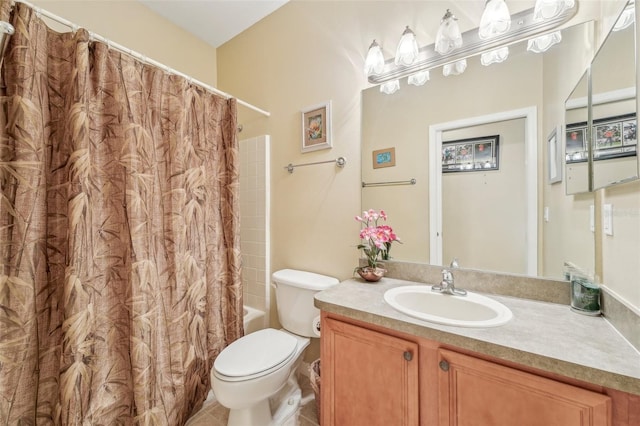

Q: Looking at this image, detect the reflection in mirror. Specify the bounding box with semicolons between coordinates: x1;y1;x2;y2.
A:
442;119;528;275
361;22;595;280
591;4;637;190
565;70;591;195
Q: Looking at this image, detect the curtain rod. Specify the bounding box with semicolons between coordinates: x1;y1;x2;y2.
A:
12;0;270;118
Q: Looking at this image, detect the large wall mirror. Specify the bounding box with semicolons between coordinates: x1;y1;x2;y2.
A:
361;19;598;280
591;1;637;190
565;0;637;194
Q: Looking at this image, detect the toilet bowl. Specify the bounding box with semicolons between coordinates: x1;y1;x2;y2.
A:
211;269;339;426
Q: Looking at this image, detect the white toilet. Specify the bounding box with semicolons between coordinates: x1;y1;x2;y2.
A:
211;269;339;426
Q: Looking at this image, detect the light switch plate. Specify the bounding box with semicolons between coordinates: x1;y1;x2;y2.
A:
544;207;550;222
603;204;613;236
590;205;595;232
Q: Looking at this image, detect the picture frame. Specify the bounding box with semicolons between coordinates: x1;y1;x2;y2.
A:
547;126;562;184
372;147;396;169
301;101;332;153
565;124;587;163
442;135;500;173
566;113;637;163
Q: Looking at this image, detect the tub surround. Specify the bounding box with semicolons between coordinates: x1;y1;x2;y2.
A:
315;274;640;396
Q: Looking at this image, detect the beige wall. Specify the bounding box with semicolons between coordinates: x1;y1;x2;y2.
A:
22;2;637;314
31;0;217;85
219;1;639;314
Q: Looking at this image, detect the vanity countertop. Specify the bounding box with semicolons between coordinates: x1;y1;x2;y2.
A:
314;277;640;396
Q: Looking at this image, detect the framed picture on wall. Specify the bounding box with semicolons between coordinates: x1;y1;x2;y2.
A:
592;113;637;161
547;126;562;184
565;125;587;163
567;113;638;163
301;101;332;153
372;147;396;168
441;135;500;173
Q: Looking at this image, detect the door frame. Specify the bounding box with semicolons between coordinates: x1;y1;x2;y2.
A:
428;107;538;276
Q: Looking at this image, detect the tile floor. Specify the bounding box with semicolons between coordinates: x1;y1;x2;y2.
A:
185;372;320;426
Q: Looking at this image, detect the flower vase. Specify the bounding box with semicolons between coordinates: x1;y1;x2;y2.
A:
355;266;386;282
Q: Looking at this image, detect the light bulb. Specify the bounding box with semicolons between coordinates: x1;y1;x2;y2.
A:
380;80;400;94
408;70;430;86
395;26;420;66
479;0;512;39
443;59;467;76
435;10;463;55
527;31;562;53
481;46;509;66
532;0;575;21
364;40;385;77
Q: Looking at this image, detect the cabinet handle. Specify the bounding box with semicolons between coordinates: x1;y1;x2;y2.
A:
439;360;449;371
403;351;413;361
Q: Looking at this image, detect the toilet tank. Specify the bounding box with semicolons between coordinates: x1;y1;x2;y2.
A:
272;269;339;337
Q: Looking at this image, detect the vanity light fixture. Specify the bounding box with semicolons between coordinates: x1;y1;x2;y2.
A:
365;4;576;86
443;59;467;76
364;39;385;77
395;26;420;66
407;70;430;86
380;79;400;94
613;1;635;32
526;30;562;53
478;0;512;39
435;10;463;55
533;0;575;21
480;46;509;65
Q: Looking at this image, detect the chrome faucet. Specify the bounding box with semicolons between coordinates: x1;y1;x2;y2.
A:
432;267;467;296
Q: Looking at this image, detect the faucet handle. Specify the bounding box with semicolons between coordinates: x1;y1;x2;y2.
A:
450;258;459;268
441;269;453;282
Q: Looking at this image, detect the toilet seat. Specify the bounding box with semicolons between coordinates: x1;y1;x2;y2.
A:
214;328;298;382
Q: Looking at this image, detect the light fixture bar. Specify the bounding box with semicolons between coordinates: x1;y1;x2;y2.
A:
367;5;577;84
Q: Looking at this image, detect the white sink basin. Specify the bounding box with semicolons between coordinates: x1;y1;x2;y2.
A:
383;285;513;328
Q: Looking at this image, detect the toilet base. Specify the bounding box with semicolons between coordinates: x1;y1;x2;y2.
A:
227;400;271;426
225;374;302;426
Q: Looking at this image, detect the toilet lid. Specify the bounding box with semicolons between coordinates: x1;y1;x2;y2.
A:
214;328;298;377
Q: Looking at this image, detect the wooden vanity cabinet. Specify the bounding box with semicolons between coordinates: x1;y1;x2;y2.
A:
320;312;637;426
320;315;419;425
437;349;611;426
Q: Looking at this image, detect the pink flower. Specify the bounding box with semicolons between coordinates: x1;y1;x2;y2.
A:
355;209;400;267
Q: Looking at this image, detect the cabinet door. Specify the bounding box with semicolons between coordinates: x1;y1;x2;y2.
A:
322;317;419;426
438;349;611;426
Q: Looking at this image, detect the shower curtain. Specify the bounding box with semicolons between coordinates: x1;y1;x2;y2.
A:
0;2;243;424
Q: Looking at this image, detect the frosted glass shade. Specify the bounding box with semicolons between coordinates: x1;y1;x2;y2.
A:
533;0;575;21
613;5;635;32
479;0;512;39
364;40;385;77
481;46;509;66
435;10;463;55
395;26;420;66
527;31;562;53
408;70;430;86
443;59;467;76
380;79;400;94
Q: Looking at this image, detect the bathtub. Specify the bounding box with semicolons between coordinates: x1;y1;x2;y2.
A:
243;304;266;335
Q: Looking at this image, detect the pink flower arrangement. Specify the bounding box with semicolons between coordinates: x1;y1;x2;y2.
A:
355;209;400;268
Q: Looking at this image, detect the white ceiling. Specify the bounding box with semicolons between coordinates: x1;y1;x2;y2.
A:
138;0;289;48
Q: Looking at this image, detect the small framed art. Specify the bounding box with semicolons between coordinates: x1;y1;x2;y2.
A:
301;101;332;153
372;147;396;169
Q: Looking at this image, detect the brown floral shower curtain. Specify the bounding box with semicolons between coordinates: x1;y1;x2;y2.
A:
0;2;243;424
